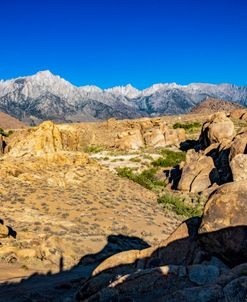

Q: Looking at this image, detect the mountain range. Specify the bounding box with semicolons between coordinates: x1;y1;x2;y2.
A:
0;70;247;124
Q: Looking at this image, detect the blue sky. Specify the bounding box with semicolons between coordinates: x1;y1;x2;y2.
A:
0;0;247;88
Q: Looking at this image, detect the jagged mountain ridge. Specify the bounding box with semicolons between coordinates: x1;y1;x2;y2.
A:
0;70;247;124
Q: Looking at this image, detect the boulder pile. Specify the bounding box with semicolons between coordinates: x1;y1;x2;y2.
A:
73;112;247;301
74;180;247;301
116;120;185;150
177;112;247;193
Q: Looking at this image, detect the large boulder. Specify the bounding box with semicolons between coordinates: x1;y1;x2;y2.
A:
228;128;247;182
204;140;232;184
199;181;247;265
115;129;144;150
200;112;235;147
178;150;219;193
163;128;186;146
229;127;247;160
143;128;167;148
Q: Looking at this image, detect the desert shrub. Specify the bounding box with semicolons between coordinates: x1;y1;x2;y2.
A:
0;128;14;137
142;154;154;160
83;145;103;153
116;167;164;191
129;157;142;162
152;149;185;167
173;122;201;133
111;158;125;162
158;193;203;218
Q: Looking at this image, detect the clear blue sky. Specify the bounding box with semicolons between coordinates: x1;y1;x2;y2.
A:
0;0;247;88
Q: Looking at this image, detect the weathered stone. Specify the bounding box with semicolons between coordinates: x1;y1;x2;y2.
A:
188;265;219;285
8;121;63;157
165;285;223;302
143;128;166;147
229;128;247;161
199;181;247;265
116;129;144;150
163;128;186;146
0;223;9;238
230;154;247;181
178;151;219;193
200;112;235;147
223;276;247;302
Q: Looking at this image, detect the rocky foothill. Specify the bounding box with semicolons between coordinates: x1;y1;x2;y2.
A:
74;110;247;302
0;109;247;301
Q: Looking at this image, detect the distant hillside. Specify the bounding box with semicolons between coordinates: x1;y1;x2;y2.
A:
0;111;26;129
190;98;244;114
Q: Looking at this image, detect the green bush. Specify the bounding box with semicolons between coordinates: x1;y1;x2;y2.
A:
116;167;164;191
129;157;142;162
152;149;186;167
158;193;203;218
0;128;14;137
173;122;201;133
83;145;103;153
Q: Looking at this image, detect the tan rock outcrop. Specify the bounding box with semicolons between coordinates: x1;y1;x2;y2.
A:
116;122;186;150
229;127;247;160
8;121;63;157
177;150;219;193
164;128;186;146
199;181;247;265
200;112;235;147
199;181;247;233
115;129;144;150
230;154;247;181
143;128;167;147
0;223;9;238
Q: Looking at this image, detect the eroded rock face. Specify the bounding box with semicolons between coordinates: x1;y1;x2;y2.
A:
115;120;186;150
200;112;235;147
163;128;186;147
8;121;63;157
143;128;167;148
229;127;247;161
177;150;219;193
230;154;247;181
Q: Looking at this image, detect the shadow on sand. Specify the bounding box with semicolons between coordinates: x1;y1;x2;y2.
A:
0;234;149;302
0;221;246;301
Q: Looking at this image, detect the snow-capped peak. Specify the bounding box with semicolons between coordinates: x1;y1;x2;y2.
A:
36;70;54;77
79;85;102;94
105;84;140;98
